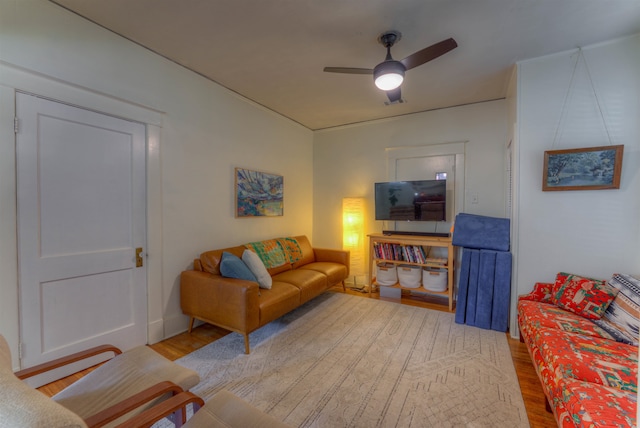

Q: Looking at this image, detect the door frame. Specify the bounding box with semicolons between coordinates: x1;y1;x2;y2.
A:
0;63;165;369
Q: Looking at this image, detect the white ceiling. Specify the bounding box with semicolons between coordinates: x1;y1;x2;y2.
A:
50;0;640;130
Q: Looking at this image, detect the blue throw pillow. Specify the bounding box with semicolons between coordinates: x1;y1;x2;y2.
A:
220;251;257;282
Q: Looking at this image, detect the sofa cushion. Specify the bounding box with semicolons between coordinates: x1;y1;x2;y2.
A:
518;300;615;340
519;282;554;304
595;273;640;346
257;282;301;326
291;235;316;269
273;269;327;304
200;246;246;275
299;262;348;286
554;274;618;320
243;250;272;289
560;379;637;428
245;240;287;269
550;272;570;304
220;252;257;282
535;327;638;393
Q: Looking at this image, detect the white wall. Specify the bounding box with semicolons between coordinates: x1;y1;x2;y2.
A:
515;35;640;302
312;99;508;250
0;0;314;360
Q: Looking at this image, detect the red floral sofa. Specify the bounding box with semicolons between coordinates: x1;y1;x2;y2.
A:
518;272;639;427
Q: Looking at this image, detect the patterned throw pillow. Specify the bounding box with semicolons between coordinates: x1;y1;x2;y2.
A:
595;274;640;345
245;240;287;269
550;272;570;305
242;250;272;289
555;274;619;320
519;282;554;303
219;252;257;282
277;237;303;264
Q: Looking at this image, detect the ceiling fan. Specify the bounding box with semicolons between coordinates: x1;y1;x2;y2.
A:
324;31;457;103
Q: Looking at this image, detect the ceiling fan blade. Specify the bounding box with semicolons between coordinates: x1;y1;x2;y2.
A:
400;38;458;71
323;67;373;75
386;87;402;103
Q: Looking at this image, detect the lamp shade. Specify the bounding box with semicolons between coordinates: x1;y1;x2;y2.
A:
342;197;365;279
373;60;405;91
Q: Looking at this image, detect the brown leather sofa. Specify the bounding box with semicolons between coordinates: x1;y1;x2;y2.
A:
180;235;349;354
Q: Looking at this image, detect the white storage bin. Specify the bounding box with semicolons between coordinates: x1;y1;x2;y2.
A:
397;264;421;288
422;267;447;292
376;263;397;286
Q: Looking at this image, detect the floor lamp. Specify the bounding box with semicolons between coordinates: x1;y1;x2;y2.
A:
342;197;365;290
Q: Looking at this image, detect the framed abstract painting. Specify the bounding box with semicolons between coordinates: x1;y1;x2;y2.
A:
542;145;624;191
235;168;284;217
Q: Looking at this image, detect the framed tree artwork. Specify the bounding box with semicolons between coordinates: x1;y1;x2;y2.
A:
542;145;624;191
235;168;284;217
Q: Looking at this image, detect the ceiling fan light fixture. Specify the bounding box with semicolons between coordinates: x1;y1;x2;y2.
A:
373;61;405;91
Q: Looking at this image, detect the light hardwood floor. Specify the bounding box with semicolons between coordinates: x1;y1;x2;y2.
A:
38;286;557;427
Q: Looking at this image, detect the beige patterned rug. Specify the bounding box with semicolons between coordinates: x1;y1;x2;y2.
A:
176;292;529;428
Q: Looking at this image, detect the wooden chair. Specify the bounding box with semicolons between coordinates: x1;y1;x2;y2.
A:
0;335;200;427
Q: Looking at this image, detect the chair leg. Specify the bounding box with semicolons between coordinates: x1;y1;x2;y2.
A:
188;317;195;333
244;334;251;354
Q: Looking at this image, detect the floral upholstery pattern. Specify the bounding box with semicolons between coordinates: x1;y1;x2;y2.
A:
554;275;619;320
551;272;571;304
537;329;637;393
519;282;554;304
518;289;638;428
561;379;637;428
518;300;615;340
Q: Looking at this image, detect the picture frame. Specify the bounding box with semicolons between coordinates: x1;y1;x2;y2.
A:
235;168;284;217
542;145;624;191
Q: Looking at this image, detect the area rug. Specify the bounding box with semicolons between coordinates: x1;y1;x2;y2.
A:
175;292;529;427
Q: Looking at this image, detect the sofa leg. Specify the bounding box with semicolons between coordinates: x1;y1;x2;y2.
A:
244;334;251;354
188;317;195;333
545;396;553;413
342;281;346;292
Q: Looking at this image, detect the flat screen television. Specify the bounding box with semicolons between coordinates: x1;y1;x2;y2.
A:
375;180;447;222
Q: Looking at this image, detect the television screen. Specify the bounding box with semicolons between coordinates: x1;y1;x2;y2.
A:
375;180;446;222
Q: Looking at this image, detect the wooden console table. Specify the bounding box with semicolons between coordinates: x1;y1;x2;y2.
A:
368;233;455;311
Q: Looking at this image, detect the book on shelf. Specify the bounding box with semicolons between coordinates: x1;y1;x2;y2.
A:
374;243;443;265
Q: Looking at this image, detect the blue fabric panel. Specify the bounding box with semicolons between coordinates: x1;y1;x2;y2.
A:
475;250;496;330
452;213;511;251
465;249;481;327
455;248;473;325
491;251;512;332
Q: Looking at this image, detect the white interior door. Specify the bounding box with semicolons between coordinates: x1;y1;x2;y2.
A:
16;93;147;371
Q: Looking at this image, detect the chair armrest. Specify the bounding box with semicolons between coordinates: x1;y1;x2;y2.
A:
14;345;122;380
180;270;260;333
314;248;350;267
114;391;205;428
85;380;184;428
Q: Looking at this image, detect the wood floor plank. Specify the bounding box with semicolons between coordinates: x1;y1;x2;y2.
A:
36;286;557;427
